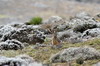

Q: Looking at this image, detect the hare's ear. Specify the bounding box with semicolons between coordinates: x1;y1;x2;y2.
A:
48;28;53;34
48;28;57;34
47;25;58;34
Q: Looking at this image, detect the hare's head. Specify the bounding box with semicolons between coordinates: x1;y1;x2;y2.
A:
48;25;58;34
52;29;57;38
47;26;58;38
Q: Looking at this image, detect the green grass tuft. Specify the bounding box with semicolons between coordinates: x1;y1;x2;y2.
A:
26;16;42;25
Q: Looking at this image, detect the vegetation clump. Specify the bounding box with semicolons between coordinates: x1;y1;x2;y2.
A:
76;57;84;65
26;16;42;25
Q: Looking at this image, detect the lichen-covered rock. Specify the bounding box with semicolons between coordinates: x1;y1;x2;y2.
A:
56;23;70;32
42;16;67;32
75;12;91;20
50;46;100;63
58;29;82;43
0;39;24;50
70;18;97;33
0;24;45;44
0;25;16;39
68;36;83;44
68;12;97;33
82;28;100;38
44;16;64;24
0;54;42;66
58;31;71;40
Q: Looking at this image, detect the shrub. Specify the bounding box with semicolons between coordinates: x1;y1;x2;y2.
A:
76;57;84;65
27;17;42;25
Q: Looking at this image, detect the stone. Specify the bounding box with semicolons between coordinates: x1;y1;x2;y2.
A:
57;29;82;43
82;28;100;38
68;12;97;33
0;24;45;44
0;39;24;50
70;18;97;33
44;16;64;24
75;12;91;20
42;16;67;33
50;46;100;63
58;29;77;40
68;36;83;44
0;54;42;66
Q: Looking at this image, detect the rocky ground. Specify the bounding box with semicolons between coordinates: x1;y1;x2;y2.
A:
0;0;100;66
0;12;99;66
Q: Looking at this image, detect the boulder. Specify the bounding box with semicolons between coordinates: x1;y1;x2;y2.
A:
42;16;67;32
58;31;71;40
68;36;83;44
68;12;97;33
0;24;45;44
58;29;82;43
0;25;16;38
56;23;70;32
58;29;76;39
82;28;100;38
44;16;64;24
0;39;24;50
0;54;42;66
70;18;97;33
50;46;100;63
75;12;91;20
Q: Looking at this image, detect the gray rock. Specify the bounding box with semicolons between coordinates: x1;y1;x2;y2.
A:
0;39;24;50
0;54;42;66
0;25;16;38
50;46;100;63
75;12;91;20
70;18;97;33
0;24;45;44
68;36;83;44
44;16;64;24
42;16;68;33
68;12;97;33
58;30;71;40
56;23;70;32
58;29;82;43
82;28;100;38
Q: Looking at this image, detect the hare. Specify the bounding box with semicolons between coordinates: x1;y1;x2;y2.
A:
52;29;60;45
41;24;62;48
49;28;62;48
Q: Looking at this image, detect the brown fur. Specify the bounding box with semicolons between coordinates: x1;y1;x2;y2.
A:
52;30;61;45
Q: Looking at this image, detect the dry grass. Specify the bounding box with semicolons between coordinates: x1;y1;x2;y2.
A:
0;38;100;66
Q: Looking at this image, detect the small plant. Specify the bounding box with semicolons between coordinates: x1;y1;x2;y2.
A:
27;16;42;25
76;57;84;65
